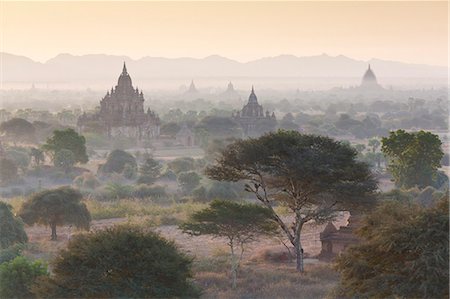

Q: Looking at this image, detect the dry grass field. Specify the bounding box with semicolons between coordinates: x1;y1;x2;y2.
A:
16;206;345;299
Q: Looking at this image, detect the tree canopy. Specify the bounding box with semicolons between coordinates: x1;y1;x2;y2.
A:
0;202;28;249
335;194;449;298
137;157;162;184
33;225;199;298
0;256;48;299
101;149;137;175
43;128;88;164
0;118;36;143
382;130;443;188
19;187;91;240
206;130;377;271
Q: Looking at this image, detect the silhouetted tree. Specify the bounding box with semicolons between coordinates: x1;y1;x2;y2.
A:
206;130;377;272
19;187;90;240
181;200;278;288
43;129;88;164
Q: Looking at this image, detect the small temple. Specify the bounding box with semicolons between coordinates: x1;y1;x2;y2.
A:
233;87;276;136
360;64;382;90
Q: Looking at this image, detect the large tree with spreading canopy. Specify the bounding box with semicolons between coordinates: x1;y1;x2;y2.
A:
206;130;377;272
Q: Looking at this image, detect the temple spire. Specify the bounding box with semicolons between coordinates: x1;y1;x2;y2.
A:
122;62;128;75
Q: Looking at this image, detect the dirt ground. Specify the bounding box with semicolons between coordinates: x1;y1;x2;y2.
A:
24;213;349;263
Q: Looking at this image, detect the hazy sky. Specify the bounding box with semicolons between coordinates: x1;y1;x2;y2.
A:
1;1;448;66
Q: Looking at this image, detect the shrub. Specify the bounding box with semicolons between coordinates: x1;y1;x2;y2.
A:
34;226;199;298
206;181;239;200
132;184;167;199
0;202;28;249
0;243;26;265
0;256;48;299
101;149;137;175
73;172;100;190
178;171;201;194
0;158;18;185
168;157;195;174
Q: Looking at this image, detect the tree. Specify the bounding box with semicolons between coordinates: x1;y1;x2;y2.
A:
101;149;136;175
43;128;88;164
0;118;36;144
382;130;443;188
168;157;195;174
181;200;278;288
206;130;377;272
30;147;45;167
137;157;162;184
54;149;75;174
0;202;28;249
19;187;91;241
334;195;449;298
33;226;199;298
0;256;48;299
178;171;201;195
0;158;18;185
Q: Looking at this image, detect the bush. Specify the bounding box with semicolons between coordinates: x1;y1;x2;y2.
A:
0;202;28;249
168;157;195;174
206;181;239;200
101;150;137;175
0;243;26;264
178;171;201;194
0;158;18;185
0;256;48;298
34;226;199;298
73;172;100;190
132;184;167;199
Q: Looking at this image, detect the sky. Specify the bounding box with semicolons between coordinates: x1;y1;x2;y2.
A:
1;1;448;66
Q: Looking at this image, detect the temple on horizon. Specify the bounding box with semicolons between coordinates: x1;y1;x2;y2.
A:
77;63;160;139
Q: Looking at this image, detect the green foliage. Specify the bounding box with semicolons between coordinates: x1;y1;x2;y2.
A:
19;187;91;240
335;195;449;298
0;243;26;264
6;149;30;172
206;181;239;200
122;163;137;180
0;256;48;299
0;118;36;143
206;130;377;272
43;128;88;164
0;158;18;185
0;202;28;249
132;184;167;199
34;226;199;298
30;147;45;166
101;149;137;175
137;157;162;184
73;172;100;190
382;130;443;188
54;149;75;173
178;171;201;194
168;157;195;174
104;183;134;200
182;200;279;288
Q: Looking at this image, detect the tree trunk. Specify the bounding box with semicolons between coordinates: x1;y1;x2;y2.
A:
230;243;238;289
50;223;57;241
294;219;304;272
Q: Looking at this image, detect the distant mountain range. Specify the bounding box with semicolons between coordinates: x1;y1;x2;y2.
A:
1;52;447;85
